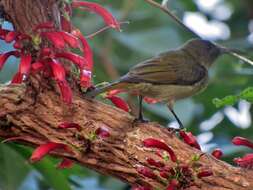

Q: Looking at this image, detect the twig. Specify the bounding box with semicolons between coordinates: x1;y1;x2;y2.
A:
229;51;253;66
144;0;253;67
86;21;130;39
144;0;201;39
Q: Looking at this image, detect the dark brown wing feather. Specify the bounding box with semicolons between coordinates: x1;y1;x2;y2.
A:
120;49;207;85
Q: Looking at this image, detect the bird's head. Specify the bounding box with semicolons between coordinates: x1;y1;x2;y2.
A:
182;39;226;68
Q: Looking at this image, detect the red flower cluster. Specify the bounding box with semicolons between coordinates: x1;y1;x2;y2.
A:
0;0;121;104
135;138;213;190
232;136;253;169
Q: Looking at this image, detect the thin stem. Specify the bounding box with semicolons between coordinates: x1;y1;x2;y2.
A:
86;21;130;39
229;51;253;66
144;0;201;39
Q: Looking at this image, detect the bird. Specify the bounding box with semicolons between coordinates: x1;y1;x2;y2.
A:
86;39;228;128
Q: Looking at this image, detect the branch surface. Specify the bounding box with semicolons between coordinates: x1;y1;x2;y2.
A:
0;82;253;190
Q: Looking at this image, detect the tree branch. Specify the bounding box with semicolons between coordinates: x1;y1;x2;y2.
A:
143;0;201;39
1;82;253;189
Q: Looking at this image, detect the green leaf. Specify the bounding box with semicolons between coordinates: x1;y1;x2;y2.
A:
8;144;72;190
0;144;30;190
239;87;253;102
213;87;253;108
212;95;238;108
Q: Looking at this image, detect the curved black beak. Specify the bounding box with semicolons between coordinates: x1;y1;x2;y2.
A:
217;45;244;55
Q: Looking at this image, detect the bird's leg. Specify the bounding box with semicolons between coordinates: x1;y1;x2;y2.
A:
167;102;184;130
138;95;144;120
134;95;149;123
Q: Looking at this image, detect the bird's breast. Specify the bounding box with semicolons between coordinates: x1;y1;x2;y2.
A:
127;76;209;102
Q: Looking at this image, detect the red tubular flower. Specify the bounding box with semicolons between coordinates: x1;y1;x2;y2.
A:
72;1;121;31
31;61;44;73
30;142;67;162
57;81;73;104
106;95;130;112
232;136;253;149
146;157;165;168
71;29;94;87
58;122;81;131
234;153;253;169
13;41;22;49
11;72;23;84
159;170;169;179
197;170;213;178
166;179;179;190
49;58;72;103
0;28;10;39
55;52;87;69
0;51;20;70
95;127;110;138
57;158;74;169
61;16;72;32
59;31;80;49
14;34;32;49
49;59;66;81
5;31;18;43
40;47;53;58
12;53;32;84
33;21;55;31
211;148;223;159
72;29;93;70
166;167;176;176
41;32;65;49
179;131;201;150
143;138;177;162
136;166;157;179
19;53;32;76
80;69;92;87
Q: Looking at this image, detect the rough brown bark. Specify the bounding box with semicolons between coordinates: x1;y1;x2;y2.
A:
1;80;253;190
0;1;253;190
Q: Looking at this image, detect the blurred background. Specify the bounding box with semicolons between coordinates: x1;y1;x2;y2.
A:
0;0;253;189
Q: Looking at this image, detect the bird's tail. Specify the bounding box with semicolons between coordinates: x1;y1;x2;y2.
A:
85;81;125;98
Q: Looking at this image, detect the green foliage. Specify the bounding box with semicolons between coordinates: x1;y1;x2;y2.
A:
213;87;253;108
0;145;30;190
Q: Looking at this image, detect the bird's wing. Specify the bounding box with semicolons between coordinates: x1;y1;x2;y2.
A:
120;50;207;85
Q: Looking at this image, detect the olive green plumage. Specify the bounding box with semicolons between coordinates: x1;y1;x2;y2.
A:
86;39;224;102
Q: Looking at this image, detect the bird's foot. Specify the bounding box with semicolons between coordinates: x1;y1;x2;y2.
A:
167;127;180;134
133;117;149;124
